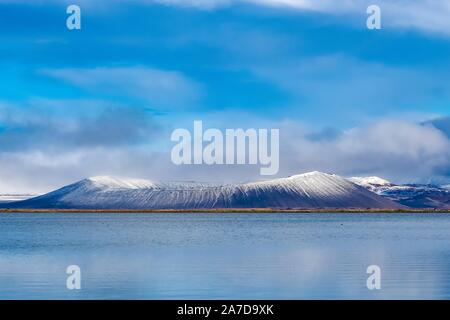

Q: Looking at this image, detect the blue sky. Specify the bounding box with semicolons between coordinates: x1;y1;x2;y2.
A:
1;0;450;192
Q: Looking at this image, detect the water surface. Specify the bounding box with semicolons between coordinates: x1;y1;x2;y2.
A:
0;213;449;299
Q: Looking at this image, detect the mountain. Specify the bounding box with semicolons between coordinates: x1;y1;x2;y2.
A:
347;177;393;193
0;194;35;203
3;172;402;210
349;176;450;209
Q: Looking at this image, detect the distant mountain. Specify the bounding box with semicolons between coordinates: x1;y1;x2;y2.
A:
347;177;394;193
3;172;401;210
349;176;450;209
0;194;36;203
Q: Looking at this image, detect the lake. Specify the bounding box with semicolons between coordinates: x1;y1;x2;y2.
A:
0;213;449;299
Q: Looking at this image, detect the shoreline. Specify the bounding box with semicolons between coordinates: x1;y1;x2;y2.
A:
1;208;450;213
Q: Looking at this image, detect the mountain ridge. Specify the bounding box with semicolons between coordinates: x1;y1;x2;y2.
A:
2;171;402;210
349;176;450;208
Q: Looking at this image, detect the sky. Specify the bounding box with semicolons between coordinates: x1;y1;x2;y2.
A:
1;0;450;193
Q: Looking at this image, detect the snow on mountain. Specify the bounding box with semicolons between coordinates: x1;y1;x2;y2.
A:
3;171;402;210
88;176;158;189
349;176;450;209
348;176;392;186
348;176;394;193
0;194;36;203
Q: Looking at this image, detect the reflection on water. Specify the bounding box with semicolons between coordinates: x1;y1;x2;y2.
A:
0;213;450;299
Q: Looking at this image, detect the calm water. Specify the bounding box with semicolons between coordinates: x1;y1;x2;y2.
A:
0;213;450;299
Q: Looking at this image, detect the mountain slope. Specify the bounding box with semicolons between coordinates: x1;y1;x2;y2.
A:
4;172;402;210
349;176;450;209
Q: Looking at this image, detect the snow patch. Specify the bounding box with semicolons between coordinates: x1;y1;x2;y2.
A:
348;176;392;187
87;176;157;189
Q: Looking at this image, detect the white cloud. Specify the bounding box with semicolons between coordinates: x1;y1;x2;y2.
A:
2;114;450;194
154;0;231;9
40;66;202;109
245;54;450;126
280;119;450;183
2;0;449;34
153;0;450;36
154;0;343;10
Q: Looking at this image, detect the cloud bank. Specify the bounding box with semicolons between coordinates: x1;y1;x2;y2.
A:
155;0;450;35
2;101;450;194
280;119;450;184
40;67;201;109
2;0;450;35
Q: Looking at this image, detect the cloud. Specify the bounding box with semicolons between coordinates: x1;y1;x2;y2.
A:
154;0;231;9
0;100;162;152
131;0;354;11
0;148;168;194
2;0;450;35
0;99;167;193
245;54;450;124
148;0;450;36
280;119;450;183
426;116;450;138
40;66;202;109
1;108;450;193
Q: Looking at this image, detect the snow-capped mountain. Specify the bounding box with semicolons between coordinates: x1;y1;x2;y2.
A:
348;177;394;193
3;171;401;210
349;176;450;209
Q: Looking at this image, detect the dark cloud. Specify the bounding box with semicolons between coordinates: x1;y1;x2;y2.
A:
427;116;450;138
305;126;342;142
0;104;162;152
